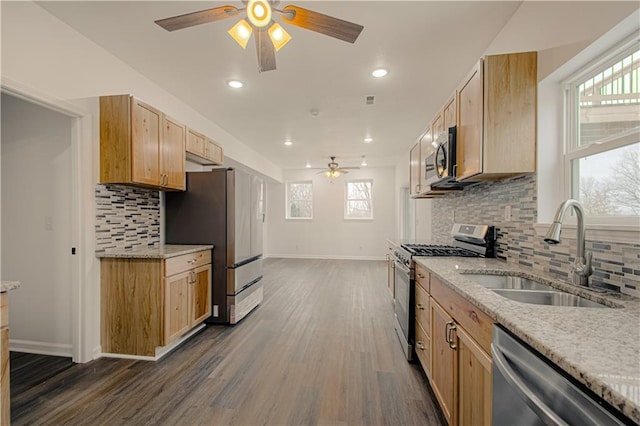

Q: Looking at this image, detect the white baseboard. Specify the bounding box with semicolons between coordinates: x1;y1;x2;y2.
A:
264;254;385;261
10;339;73;358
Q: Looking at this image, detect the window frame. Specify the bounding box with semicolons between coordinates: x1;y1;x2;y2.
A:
285;180;313;220
344;179;374;220
562;37;640;227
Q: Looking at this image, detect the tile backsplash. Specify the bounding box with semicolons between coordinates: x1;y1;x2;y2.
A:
95;184;160;252
431;174;640;297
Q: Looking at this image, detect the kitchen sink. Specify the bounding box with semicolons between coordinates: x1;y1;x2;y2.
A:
462;272;611;308
463;274;553;291
492;289;608;308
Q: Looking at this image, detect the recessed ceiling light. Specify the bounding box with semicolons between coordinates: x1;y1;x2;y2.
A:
284;140;293;146
361;156;368;167
364;137;373;143
371;68;388;78
227;80;244;89
305;162;311;168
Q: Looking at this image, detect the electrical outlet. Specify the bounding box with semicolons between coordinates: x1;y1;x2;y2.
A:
213;305;219;317
45;216;53;231
504;205;512;222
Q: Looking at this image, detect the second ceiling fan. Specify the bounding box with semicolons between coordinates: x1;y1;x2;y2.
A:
155;0;364;73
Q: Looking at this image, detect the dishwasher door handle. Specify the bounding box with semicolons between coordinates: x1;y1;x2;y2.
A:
491;344;569;426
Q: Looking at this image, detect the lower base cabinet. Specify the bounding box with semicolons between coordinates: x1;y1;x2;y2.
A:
1;294;9;425
417;269;493;426
101;250;212;357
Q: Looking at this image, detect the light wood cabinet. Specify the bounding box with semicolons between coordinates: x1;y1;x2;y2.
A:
444;96;456;130
414;267;431;377
432;112;444;146
428;273;494;426
101;250;212;357
409;142;421;195
1;293;9;425
100;95;186;191
186;130;224;166
456;52;537;182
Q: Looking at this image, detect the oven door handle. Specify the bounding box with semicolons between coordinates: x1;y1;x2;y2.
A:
491;344;569;426
394;259;410;274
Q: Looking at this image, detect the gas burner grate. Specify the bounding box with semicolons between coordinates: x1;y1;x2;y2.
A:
401;244;482;258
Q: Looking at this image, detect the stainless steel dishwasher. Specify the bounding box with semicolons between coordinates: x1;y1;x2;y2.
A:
492;325;630;426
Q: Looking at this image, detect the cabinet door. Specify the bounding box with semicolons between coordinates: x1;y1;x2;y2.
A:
457;326;492;426
190;264;212;325
131;98;162;186
444;96;456;130
419;127;433;190
165;271;191;343
456;60;483;181
431;299;457;426
409;143;421;195
163;116;186;190
206;139;224;165
432;112;444;146
187;129;206;158
1;327;9;426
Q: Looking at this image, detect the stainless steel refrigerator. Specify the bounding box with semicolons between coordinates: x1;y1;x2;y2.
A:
165;169;264;324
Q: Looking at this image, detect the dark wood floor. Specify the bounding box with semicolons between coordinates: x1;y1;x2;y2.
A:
11;258;444;425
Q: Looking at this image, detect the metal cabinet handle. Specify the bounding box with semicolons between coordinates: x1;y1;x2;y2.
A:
445;321;457;349
417;273;425;279
416;303;425;310
187;259;197;264
416;341;426;351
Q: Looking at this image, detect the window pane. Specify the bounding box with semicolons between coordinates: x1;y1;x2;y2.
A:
572;142;640;216
577;49;640;148
286;181;312;218
347;200;372;218
345;180;373;219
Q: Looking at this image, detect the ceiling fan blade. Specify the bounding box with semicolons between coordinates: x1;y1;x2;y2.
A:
255;28;276;72
281;5;364;43
339;167;360;170
155;6;239;32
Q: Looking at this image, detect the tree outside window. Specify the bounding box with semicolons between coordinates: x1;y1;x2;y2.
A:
286;181;313;219
345;180;373;219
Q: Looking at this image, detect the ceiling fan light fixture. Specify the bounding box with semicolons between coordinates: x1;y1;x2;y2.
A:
247;0;272;28
324;170;341;178
268;22;292;52
228;19;253;48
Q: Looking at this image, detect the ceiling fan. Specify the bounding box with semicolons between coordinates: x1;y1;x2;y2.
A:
155;0;364;73
314;156;359;178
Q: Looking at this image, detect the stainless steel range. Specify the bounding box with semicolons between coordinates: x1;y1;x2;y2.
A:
392;223;496;361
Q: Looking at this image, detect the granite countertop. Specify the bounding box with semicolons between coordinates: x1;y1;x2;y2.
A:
96;244;214;259
0;281;21;293
414;257;640;423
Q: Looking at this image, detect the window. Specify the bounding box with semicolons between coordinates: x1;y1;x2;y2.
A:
285;181;313;219
564;41;640;221
344;180;373;219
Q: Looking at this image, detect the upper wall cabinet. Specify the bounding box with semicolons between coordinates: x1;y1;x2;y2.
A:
186;129;224;166
456;51;537;181
100;95;186;191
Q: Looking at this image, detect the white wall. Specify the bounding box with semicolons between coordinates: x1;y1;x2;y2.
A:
265;167;395;259
1;94;74;355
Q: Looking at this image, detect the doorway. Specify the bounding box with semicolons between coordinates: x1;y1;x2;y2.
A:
1;93;74;358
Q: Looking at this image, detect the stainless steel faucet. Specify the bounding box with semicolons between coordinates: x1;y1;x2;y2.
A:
544;199;593;286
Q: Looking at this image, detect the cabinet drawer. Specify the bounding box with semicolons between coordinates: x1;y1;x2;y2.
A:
431;274;493;354
415;263;429;292
165;250;212;277
415;319;431;377
415;282;430;333
0;293;7;327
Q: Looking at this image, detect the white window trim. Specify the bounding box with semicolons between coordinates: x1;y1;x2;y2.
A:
559;32;640;230
285;180;313;220
344;179;374;220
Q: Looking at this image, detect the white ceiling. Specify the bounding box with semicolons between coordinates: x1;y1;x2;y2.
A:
37;1;525;170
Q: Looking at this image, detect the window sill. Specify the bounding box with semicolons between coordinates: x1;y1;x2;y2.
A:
533;223;639;244
344;217;374;221
285;217;313;221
